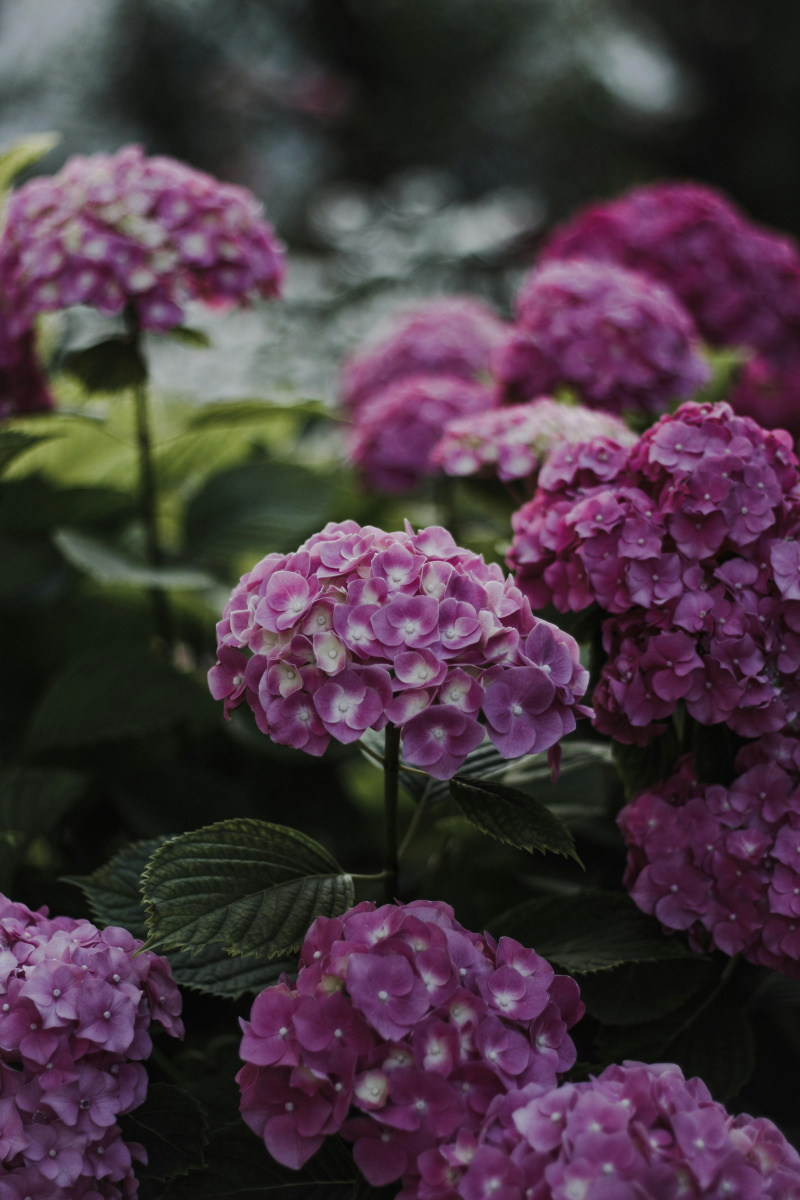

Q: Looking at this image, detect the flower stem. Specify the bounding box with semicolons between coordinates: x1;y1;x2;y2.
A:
383;723;401;904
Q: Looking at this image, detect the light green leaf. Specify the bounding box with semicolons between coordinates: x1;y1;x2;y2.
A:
0;131;60;192
0;767;88;889
188;398;329;429
0;429;54;475
54;529;216;590
142;818;354;959
164;325;212;349
449;774;581;864
26;649;214;751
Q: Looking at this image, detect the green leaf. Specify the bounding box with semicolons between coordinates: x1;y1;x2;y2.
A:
63;338;147;394
184;460;336;568
0;767;87;888
54;529;216;590
595;991;755;1101
164;325;212;349
119;1084;208;1199
26;649;213;751
577;957;718;1025
0;478;133;533
613;724;681;800
142;818;354;959
0;536;64;604
66;838;296;999
187;399;329;429
0;131;60;192
492;890;696;972
0;429;54;474
449;775;581;864
161;1126;358;1199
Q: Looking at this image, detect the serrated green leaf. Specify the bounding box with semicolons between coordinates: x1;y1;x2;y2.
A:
119;1084;208;1198
161;1126;358;1199
26;649;213;751
0;767;87;888
142;819;354;959
66;838;296;999
0;429;54;474
184;460;336;569
449;774;581;863
577;957;717;1025
492;890;696;972
63;338;147;394
54;528;216;590
0;131;60;192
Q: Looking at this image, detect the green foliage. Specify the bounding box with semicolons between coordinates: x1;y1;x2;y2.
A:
577;957;718;1025
141;818;355;959
0;131;60;192
0;429;54;474
26;648;213;751
54;529;216;590
118;1084;208;1200
492;890;696;972
613;724;681;800
160;1126;359;1199
450;774;581;864
165;326;212;349
0;767;87;889
63;338;147;394
0;535;63;603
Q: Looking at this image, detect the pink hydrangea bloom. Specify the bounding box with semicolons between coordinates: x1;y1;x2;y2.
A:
210;521;590;778
237;898;584;1187
620;734;800;977
0;144;285;337
431;397;635;483
0;892;183;1200
495;259;710;416
340;296;508;415
0;325;53;419
348;374;498;493
541;181;800;369
436;1060;800;1200
731;356;800;440
510;400;800;744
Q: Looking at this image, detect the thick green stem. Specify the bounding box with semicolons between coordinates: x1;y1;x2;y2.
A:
383;723;401;904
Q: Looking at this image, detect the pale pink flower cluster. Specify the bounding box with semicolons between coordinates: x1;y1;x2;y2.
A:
0;144;285;337
209;521;590;778
0;893;183;1200
431;397;635;483
237;899;584;1192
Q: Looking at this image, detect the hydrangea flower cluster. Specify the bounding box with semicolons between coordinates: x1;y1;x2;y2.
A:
431;397;635;483
496;259;710;416
340;296;507;415
541;181;800;369
237;898;584;1190
0;893;183;1200
0;144;285;337
0;324;52;419
619;733;800;977
348;374;497;492
210;521;590;778
438;1060;800;1200
509;400;800;745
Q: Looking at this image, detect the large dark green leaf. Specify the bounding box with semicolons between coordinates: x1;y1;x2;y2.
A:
0;536;64;604
450;775;581;863
613;724;681;800
184;460;336;567
119;1084;208;1200
161;1126;358;1199
63;338;147;394
0;478;133;533
0;767;87;888
26;649;214;751
492;890;696;972
54;529;215;590
577;957;718;1025
142;819;354;959
66;838;296;999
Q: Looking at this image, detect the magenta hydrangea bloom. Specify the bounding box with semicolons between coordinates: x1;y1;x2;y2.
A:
0;324;53;419
210;521;590;778
541;181;800;369
431;397;635;483
495;259;710;416
340;296;508;415
510;400;800;744
619;734;800;977
434;1060;800;1200
0;144;285;337
0;892;183;1200
237;898;584;1186
731;356;800;440
348;374;498;493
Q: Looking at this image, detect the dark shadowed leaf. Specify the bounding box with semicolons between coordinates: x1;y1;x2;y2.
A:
160;1124;359;1199
613;725;681;800
26;649;214;751
63;338;147;394
491;890;696;972
0;537;64;604
119;1084;208;1199
142;819;354;959
0;767;87;889
54;529;215;590
577;957;718;1025
450;775;581;863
